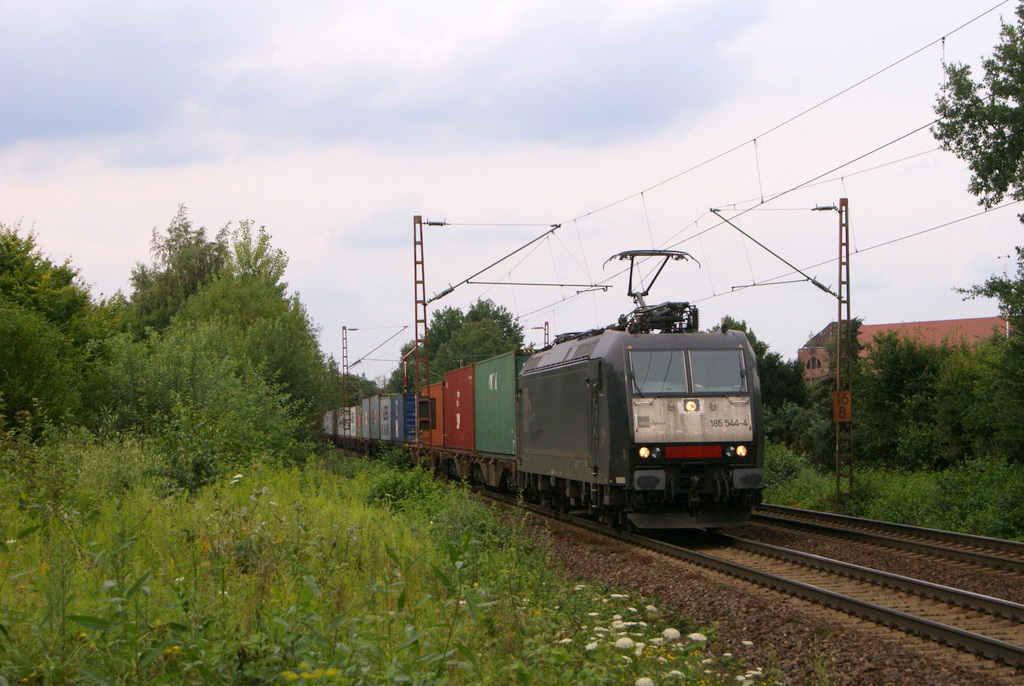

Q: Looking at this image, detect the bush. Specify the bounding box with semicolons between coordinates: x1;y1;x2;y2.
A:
365;465;442;510
763;445;835;510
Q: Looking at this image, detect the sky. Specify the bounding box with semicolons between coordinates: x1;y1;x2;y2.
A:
2;0;1022;386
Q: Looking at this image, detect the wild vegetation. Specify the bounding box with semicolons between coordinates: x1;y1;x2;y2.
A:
0;439;761;684
1;210;771;684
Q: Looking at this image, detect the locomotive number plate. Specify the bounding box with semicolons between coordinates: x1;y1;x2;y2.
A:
708;418;749;428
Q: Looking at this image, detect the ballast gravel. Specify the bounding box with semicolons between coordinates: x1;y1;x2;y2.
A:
535;520;1024;686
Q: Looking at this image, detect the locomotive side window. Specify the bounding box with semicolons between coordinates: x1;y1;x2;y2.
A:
629;350;688;394
689;349;746;393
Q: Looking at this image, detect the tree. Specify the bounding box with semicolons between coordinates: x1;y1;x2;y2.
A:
128;206;229;334
173;224;330;427
854;332;956;469
957;247;1024;461
0;222;94;342
0;301;82;428
0;224;100;430
934;4;1024;210
383;299;525;391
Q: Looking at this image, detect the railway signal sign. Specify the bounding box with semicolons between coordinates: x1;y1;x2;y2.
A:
833;390;852;423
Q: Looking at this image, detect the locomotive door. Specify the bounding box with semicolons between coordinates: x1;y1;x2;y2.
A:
585;359;602;477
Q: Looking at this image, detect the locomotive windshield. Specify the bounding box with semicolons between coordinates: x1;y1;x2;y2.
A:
630;350;688;394
630;349;745;395
690;349;746;393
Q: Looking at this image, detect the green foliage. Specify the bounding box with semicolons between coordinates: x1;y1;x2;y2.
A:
0;453;755;685
854;332;959;469
175;270;330;426
128;205;230;335
96;323;306;491
325;367;378;409
386;299;525;391
763;443;835;510
365;465;442;510
0;300;82;429
0;222;93;339
0;223;109;431
765;455;1024;541
934;4;1024;210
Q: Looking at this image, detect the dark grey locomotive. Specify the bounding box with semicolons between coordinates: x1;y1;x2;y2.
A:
516;252;765;528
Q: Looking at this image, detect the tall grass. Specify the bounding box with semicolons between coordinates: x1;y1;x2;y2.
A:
764;442;1024;541
0;438;766;685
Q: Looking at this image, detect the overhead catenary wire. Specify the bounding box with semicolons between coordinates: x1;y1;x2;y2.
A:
712;199;1024;301
555;1;1009;229
420;2;1010;324
349;326;409;369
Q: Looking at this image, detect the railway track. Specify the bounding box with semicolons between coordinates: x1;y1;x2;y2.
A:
485;493;1024;670
752;504;1024;574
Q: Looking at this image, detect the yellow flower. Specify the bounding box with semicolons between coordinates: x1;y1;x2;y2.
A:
281;671;299;681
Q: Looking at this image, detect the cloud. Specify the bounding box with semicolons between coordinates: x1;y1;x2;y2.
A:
0;1;763;164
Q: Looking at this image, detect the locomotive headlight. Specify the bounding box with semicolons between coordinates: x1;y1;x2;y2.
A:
736;445;748;458
638;446;651;459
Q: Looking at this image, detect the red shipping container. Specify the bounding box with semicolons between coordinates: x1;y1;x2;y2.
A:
418;382;446;448
444;365;475;452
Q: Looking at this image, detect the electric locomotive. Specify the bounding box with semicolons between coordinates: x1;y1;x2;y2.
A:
325;250;765;529
516;251;764;529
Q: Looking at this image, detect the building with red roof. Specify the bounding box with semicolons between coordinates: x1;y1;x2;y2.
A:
798;316;1010;381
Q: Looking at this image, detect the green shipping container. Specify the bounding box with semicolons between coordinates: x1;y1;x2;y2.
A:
474;351;531;459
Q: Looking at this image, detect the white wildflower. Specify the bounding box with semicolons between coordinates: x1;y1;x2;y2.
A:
585;641;599;651
668;670;684;677
588;612;600;617
636;678;655;686
594;627;609;633
644;604;658;613
627;606;638;613
662;628;681;641
613;613;623;620
687;632;708;643
614;637;635;649
610;593;628;599
741;640;754;646
573;584;587;591
556;638;573;645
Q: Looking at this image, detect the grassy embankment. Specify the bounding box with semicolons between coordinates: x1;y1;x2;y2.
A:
1;435;772;685
764;443;1024;540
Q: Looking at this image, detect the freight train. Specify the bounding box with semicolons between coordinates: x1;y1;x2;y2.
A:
324;250;765;529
